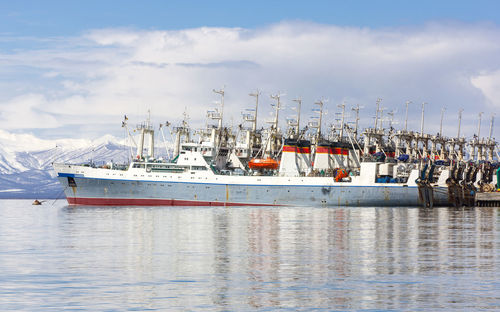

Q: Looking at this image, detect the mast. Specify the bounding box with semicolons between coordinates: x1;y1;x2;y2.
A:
477;111;483;138
456;108;464;161
213;88;225;130
159;121;172;159
147;109;154;158
173;110;190;159
457;108;463;138
135;109;155;159
488;114;495;161
265;93;282;158
419;102;427;160
314;99;324;141
378;106;385;131
489;114;495;141
404;101;411;132
338;101;346;140
374;98;382;129
420;102;427;135
439;107;446;137
121;115;137;160
351;104;360;139
270;93;282;131
249;91;260;132
475;112;484;160
387;110;394;129
137;127;145;159
292;97;302;136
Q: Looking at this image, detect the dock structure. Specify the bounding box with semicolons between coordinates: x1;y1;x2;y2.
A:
475;192;500;207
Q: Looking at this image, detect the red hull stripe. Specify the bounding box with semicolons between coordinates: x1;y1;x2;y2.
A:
316;147;330;153
66;197;281;207
282;146;311;153
328;148;350;155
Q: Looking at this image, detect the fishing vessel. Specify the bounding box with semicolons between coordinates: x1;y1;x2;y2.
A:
53;90;499;207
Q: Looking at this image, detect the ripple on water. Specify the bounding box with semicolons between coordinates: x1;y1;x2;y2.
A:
0;200;499;311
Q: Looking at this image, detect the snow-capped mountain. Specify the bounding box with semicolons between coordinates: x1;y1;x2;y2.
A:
0;130;135;198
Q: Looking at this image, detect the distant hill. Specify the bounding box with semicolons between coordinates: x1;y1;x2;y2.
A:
0;130;166;199
0;140;133;199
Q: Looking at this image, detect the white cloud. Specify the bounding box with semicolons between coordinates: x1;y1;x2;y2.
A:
1;21;500;142
0;94;60;129
471;69;500;109
0;128;124;153
0;128;86;152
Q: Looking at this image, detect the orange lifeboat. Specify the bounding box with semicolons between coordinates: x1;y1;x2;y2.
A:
334;168;349;182
248;157;279;170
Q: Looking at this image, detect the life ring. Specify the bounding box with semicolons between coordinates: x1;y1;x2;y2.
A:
146;167;152;173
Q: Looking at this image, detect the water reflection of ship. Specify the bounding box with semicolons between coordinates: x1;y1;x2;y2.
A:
212;210;231;308
247;209;281;308
58;206;499;310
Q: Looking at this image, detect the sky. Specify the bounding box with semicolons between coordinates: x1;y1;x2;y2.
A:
1;0;500;144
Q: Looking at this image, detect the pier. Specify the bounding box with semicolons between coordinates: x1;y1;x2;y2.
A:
475;192;500;207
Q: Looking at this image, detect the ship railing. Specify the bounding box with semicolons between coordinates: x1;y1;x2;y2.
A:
61;161;130;171
145;163;189;173
136;122;154;131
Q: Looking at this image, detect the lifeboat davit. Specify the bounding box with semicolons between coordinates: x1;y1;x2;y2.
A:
248;157;279;170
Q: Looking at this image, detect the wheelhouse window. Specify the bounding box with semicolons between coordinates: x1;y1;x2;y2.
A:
191;166;207;171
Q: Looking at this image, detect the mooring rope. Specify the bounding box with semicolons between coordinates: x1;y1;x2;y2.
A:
51;187;67;206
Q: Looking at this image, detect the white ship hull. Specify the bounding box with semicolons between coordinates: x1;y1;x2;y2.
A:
54;164;450;207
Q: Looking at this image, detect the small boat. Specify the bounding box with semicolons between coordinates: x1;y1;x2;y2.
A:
248;157;279;170
32;199;42;205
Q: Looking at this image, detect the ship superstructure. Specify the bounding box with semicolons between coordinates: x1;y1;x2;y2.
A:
53;90;499;207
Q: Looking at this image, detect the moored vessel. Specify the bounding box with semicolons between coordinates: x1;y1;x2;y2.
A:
53;89;499;207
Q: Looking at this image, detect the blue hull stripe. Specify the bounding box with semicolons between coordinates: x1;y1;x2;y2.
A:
67;175;421;188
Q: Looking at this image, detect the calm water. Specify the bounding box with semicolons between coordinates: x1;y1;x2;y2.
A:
0;200;499;311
